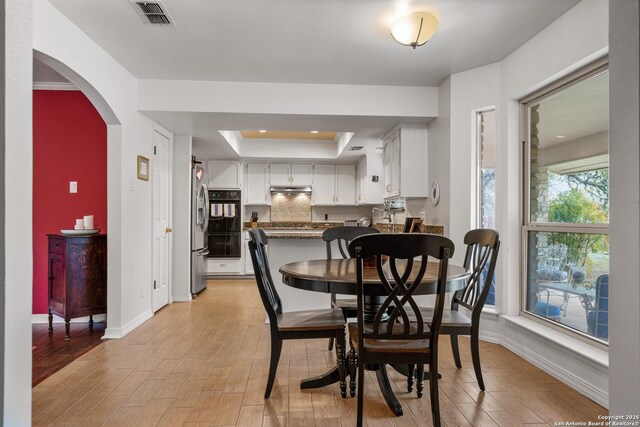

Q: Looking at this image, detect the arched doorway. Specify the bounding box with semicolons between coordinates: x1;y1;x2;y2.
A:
32;51;123;342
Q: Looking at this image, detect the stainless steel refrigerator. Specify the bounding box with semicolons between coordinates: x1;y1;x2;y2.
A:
191;160;210;296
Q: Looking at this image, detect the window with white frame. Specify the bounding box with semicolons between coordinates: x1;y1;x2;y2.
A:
522;62;609;344
476;109;496;306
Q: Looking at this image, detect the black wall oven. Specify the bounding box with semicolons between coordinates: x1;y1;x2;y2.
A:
208;190;241;258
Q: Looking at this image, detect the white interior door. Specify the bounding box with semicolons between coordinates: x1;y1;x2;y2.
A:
152;129;171;312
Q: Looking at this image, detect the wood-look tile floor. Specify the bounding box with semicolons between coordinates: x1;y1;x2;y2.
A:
33;279;607;426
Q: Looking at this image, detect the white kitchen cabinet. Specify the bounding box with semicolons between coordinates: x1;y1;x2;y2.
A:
291;164;313;186
313;164;356;205
335;164;356;205
207;258;241;275
356;153;384;205
208;161;242;189
270;163;312;186
245;163;270;205
313;165;336;205
269;164;291;186
382;126;428;198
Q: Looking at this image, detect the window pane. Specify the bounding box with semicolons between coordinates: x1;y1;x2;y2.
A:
525;230;609;342
478;109;496;306
529;72;609;224
479;110;496;229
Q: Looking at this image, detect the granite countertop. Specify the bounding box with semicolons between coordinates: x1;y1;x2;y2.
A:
243;222;334;239
262;232;324;240
243;221;444;239
243;221;343;230
373;223;445;235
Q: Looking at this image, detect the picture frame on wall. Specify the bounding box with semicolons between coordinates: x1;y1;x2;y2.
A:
137;155;150;181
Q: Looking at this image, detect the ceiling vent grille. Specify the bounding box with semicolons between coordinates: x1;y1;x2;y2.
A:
349;146;364;151
131;1;175;26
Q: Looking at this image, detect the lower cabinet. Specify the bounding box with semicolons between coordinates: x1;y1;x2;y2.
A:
244;240;254;275
47;234;107;340
207;258;242;274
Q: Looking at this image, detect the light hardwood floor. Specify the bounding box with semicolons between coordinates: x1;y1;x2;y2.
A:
33;279;606;426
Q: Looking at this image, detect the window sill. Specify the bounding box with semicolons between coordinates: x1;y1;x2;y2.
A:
481;306;499;319
503;315;608;369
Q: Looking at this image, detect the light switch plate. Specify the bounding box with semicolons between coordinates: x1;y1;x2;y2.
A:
69;181;78;193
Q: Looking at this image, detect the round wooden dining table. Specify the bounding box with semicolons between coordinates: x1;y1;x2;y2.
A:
279;258;469;417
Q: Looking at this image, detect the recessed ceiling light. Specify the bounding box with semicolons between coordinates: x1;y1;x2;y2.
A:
556;135;566;139
259;129;267;133
310;130;319;134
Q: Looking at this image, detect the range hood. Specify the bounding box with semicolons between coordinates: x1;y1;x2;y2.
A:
270;186;312;193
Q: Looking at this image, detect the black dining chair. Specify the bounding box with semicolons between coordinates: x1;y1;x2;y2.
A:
347;233;455;427
410;229;500;392
248;229;347;398
323;226;380;351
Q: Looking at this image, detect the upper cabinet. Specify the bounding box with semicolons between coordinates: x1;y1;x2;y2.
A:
208;161;242;189
383;127;428;198
335;165;356;205
270;163;313;186
356;153;384;205
313;164;356;206
291;164;313;186
269;164;291;186
245;163;270;205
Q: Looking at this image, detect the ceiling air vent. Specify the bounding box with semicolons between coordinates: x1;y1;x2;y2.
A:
349;146;364;151
131;1;175;26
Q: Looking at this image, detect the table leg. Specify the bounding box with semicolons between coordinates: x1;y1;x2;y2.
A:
375;364;403;416
300;342;349;392
300;366;341;390
364;296;388;322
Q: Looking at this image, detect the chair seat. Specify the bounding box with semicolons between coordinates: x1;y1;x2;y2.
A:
333;298;357;310
533;301;562;318
277;308;346;332
348;323;431;354
418;307;472;328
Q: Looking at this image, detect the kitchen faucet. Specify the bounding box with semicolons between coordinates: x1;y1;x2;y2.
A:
372;207;396;232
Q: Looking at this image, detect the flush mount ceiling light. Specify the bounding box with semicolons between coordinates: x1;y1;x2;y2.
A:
390;11;438;49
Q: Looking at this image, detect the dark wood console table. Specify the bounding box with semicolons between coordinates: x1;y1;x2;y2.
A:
47;234;107;340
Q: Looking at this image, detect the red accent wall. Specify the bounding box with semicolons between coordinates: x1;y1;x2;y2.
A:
32;90;107;314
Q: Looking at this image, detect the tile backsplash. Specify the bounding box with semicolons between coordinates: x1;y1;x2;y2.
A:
271;192;311;222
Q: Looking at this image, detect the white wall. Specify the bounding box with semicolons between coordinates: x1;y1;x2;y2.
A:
34;0;163;337
449;63;501;265
1;0;33;423
172;136;193;302
426;78;451;232
608;0;640;415
139;79;438;119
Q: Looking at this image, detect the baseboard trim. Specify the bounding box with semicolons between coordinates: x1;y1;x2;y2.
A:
32;314;107;324
172;293;193;302
500;335;609;409
101;309;153;340
478;329;502;344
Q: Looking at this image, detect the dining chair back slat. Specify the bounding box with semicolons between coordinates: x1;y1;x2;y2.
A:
248;229;282;324
454;229;500;319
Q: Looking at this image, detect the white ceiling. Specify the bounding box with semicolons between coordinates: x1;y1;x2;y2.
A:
48;0;580;87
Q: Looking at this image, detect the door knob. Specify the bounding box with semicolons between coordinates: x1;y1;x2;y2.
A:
165;227;173;233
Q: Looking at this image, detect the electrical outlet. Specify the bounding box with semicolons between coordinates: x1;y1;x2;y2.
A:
69;181;78;193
